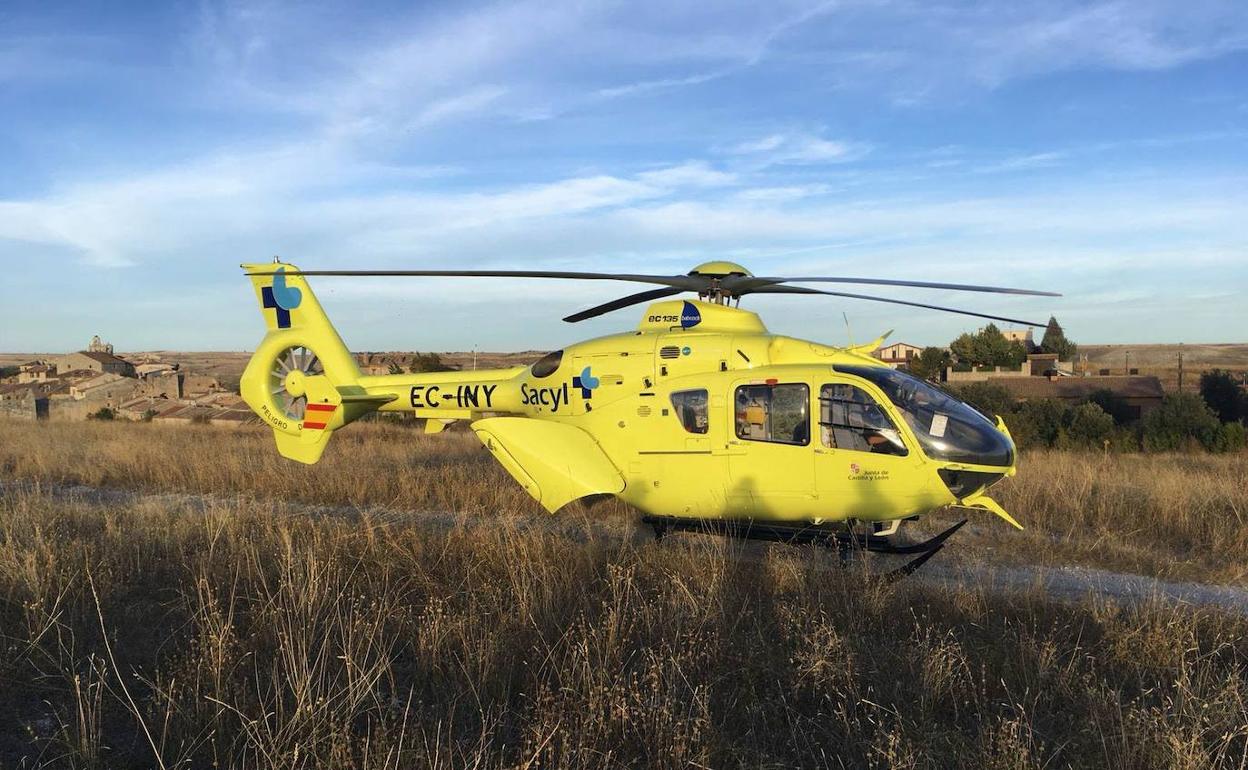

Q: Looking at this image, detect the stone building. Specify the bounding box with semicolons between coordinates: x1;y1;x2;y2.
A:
16;362;53;383
70;373;140;401
0;380;77;419
47;373;144;420
0;383;47;419
136;362;178;378
137;371;185;400
182;374;223;397
56;350;136;378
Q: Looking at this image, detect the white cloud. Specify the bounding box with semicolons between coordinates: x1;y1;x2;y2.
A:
407;85;509;129
975;151;1069;174
732;134;786;154
728;131;869;166
733;185;832;202
636;162;737;188
184;0;586;139
595;72;724;99
0;151;746;268
964;1;1248;84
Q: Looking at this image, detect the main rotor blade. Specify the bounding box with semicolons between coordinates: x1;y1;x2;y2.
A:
563;287;685;323
244;268;705;291
727;275;1060;297
245;266;1060;297
744;285;1049;327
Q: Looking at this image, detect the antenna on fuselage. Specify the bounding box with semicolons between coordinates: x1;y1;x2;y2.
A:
843;312;854;347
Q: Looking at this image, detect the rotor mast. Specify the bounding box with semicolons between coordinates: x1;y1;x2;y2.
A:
690;260;751;306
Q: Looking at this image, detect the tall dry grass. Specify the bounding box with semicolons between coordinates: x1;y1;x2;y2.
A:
0;420;543;515
1;485;1246;769
990;450;1248;581
1;420;1244;581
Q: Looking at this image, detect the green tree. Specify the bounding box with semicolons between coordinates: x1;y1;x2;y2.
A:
387;362;404;375
1210;422;1246;453
1039;316;1076;360
949;332;978;365
90;407;115;421
1007;399;1067;449
908;346;951;381
1199;369;1243;424
1061;402;1114;448
949;324;1027;368
1140;393;1221;452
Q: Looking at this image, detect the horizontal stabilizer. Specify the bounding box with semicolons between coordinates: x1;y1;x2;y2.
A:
849;329;893;356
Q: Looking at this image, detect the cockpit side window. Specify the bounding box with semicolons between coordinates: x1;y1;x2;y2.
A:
530;350;563;378
819;383;907;456
670;389;709;434
734;383;809;445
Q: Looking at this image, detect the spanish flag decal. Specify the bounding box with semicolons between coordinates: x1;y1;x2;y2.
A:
302;402;337;430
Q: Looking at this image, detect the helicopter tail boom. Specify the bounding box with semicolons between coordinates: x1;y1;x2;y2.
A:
239;262;393;464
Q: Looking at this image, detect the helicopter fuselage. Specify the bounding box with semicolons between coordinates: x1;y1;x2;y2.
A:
349;299;1020;528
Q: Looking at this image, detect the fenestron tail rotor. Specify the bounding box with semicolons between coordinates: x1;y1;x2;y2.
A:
268;345;324;421
245;259;1060;327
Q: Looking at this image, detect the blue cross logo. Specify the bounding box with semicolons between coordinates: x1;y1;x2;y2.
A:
572;366;600;399
261;268;302;329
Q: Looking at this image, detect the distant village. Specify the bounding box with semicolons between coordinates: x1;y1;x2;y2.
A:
0;337;255;425
0;342;505;426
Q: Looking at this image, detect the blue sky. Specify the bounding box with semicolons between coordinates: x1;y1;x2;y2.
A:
1;0;1246;353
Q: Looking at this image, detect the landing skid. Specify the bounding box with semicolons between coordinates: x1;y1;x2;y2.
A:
640;515;968;579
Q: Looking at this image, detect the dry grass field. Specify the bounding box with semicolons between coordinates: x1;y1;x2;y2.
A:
1;419;1247;768
3;421;1245;582
1076;343;1248;393
1079;344;1248;371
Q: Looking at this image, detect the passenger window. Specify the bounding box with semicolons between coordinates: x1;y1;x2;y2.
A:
819;383;907;456
670;389;709;434
735;383;809;445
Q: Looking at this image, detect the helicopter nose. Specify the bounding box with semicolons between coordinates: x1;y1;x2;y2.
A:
994;415;1019;476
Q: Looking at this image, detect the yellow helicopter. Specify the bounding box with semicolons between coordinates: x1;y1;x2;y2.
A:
240;260;1058;574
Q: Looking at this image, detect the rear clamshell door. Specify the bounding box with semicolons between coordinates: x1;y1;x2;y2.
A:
472;417;626;512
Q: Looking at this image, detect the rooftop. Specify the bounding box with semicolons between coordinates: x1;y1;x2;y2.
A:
995;375;1165;401
70;350;132;366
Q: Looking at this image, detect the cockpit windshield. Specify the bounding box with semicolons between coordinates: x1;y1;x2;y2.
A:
834;365;1015;467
